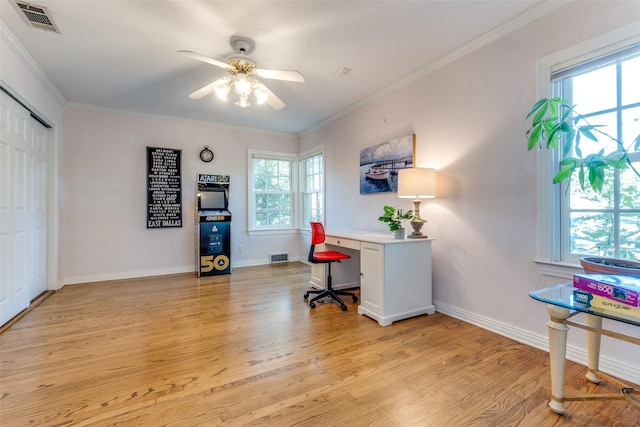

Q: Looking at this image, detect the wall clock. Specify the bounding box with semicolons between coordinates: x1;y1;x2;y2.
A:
199;145;214;162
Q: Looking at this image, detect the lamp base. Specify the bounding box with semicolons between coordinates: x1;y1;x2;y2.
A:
407;219;427;239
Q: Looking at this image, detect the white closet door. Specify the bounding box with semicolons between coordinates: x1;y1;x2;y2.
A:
29;105;48;300
0;91;48;325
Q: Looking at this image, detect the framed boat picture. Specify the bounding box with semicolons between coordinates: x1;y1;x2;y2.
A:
359;134;415;194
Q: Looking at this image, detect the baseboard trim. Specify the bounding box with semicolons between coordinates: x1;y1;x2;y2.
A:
435;300;640;386
63;257;305;285
63;266;195;285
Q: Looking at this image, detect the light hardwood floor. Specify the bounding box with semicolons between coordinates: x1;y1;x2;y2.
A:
1;262;639;426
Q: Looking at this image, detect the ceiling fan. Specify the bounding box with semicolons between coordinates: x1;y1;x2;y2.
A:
178;36;304;110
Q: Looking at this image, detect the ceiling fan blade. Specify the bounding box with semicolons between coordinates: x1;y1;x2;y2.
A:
254;81;285;110
255;68;304;83
188;78;229;99
178;50;231;70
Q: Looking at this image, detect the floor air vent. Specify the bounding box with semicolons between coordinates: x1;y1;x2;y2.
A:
12;1;60;33
270;253;289;263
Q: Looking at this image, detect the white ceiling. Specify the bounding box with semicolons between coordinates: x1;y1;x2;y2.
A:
1;0;557;134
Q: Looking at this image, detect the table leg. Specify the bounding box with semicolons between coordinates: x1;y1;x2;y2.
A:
585;313;603;384
546;304;571;414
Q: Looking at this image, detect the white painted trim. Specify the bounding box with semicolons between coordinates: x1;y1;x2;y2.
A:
534;259;582;280
435;299;640;385
63;266;195;285
247;228;298;236
63;255;305;284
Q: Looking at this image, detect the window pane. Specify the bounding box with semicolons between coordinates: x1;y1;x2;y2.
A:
267;176;279;191
622;55;640;105
620;213;640;260
573;112;619;156
281;194;291;209
621;165;640;209
569;173;613;209
572;64;616;113
569;212;615;257
279;160;290;175
278;176;290;192
622;106;640;148
254;158;266;173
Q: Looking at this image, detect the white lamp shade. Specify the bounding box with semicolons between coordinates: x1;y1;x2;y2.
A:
397;167;436;198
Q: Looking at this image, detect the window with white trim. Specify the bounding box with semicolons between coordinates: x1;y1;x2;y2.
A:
538;34;640;265
554;48;640;262
300;148;324;229
248;150;296;230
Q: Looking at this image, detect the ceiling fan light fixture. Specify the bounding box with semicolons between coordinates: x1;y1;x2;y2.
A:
236;95;251;108
214;88;229;101
180;36;299;110
214;82;231;101
254;88;268;105
234;74;252;97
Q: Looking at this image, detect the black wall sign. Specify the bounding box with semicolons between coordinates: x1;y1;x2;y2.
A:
147;147;182;228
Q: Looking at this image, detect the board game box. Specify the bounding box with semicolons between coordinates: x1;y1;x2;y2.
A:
573;289;640;319
573;273;640;308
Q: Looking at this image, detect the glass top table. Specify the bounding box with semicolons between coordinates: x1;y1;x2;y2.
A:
529;282;640;414
529;283;640;327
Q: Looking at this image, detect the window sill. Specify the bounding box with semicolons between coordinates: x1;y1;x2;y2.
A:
534;259;582;280
247;228;299;236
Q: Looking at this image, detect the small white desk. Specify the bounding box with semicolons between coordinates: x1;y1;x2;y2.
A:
310;230;435;326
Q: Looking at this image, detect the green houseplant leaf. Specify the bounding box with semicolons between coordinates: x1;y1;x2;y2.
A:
525;98;640;193
378;205;415;232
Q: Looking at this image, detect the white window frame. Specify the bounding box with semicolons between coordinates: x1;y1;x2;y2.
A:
247;149;297;235
298;145;325;230
534;22;640;279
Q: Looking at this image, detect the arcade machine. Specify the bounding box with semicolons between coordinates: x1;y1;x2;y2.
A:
196;174;231;276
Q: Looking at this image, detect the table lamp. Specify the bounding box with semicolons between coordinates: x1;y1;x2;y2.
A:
397;167;436;238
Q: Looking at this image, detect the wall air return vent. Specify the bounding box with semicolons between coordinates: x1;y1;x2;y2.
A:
12;1;60;33
270;253;289;263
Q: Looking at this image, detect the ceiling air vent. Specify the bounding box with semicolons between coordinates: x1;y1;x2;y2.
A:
12;1;60;33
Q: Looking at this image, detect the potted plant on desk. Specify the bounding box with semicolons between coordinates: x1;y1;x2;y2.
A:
378;205;424;239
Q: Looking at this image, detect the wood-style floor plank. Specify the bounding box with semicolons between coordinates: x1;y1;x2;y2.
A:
1;262;639;426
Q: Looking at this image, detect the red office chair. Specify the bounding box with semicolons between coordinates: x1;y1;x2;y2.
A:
304;222;358;311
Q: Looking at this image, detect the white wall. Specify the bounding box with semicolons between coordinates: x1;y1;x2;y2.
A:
300;1;640;382
62;106;299;283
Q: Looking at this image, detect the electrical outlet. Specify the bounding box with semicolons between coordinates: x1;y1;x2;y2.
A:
238;244;244;253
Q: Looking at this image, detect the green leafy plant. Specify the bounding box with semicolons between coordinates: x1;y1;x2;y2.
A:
525;97;640;192
377;205;418;232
